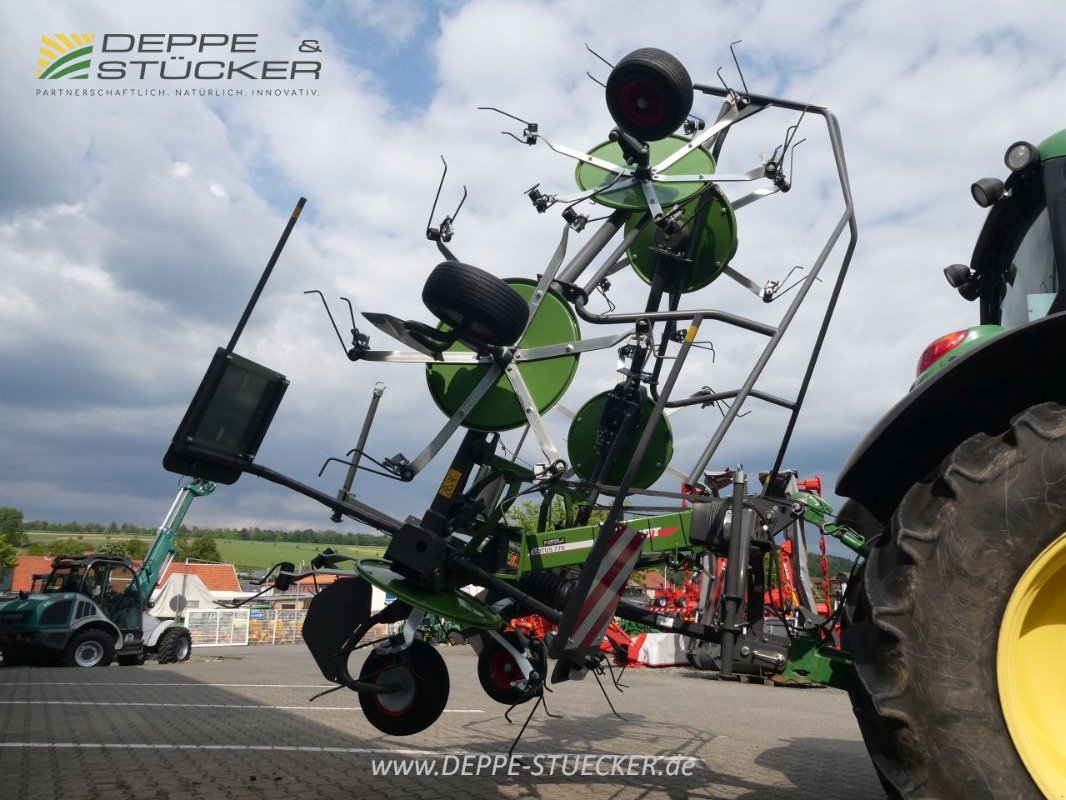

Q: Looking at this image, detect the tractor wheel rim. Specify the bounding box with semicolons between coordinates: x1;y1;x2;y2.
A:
176;637;190;660
488;648;518;690
373;664;416;715
75;641;103;667
997;530;1066;797
619;79;664;128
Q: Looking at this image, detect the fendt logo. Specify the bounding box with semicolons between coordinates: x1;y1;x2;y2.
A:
37;34;96;80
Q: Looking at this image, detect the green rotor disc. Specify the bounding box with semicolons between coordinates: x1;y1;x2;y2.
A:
354;558;502;629
426;280;580;432
624;186;738;293
567;391;674;491
574;135;715;211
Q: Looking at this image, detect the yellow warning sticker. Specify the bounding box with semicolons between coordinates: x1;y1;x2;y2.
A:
684;325;699;343
438;468;463;499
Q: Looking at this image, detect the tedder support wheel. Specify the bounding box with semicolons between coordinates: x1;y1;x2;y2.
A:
844;402;1066;799
422;261;530;348
156;628;192;664
63;629;114;668
605;48;693;142
358;639;449;736
476;634;541;706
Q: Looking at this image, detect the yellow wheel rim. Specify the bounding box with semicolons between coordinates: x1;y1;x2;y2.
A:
997;531;1066;798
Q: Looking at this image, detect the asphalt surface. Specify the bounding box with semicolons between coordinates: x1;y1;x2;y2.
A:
0;644;886;800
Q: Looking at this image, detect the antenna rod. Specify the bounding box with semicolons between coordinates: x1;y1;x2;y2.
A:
226;196;307;353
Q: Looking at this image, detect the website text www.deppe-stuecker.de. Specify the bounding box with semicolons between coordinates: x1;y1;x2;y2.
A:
371;753;699;778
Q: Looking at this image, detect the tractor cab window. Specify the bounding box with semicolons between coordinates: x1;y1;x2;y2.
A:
1000;208;1057;329
81;563;109;601
100;564;141;632
42;565;87;594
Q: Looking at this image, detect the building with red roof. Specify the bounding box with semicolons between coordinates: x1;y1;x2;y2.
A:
157;562;241;593
6;556;56;592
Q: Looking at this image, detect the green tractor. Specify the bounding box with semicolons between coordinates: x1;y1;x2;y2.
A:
0;480;213;667
838;134;1066;798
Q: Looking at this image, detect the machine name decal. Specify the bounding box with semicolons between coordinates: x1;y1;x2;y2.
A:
529;539;592;557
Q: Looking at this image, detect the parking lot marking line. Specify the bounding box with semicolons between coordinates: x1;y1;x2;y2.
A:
0;682;339;688
0;742;447;755
0;700;483;713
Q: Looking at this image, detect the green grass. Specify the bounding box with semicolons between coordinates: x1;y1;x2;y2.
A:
21;532;384;570
213;540;384;570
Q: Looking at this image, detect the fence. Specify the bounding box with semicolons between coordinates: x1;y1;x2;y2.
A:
185;608;389;647
184;608;250;647
247;608;306;645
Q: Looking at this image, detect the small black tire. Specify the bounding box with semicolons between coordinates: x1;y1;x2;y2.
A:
118;652;146;667
156;627;192;664
422;261;529;347
605;48;693;142
358;640;449;736
476;634;542;706
63;629;114;668
844;402;1066;798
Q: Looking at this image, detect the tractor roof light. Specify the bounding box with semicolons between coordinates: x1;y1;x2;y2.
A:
944;263;971;288
917;329;968;377
972;177;1007;208
1005;140;1038;172
957;279;981;302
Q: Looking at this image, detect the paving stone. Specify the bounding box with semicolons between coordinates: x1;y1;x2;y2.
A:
0;644;883;799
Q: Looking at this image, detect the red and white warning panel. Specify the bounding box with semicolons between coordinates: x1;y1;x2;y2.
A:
558;523;645;650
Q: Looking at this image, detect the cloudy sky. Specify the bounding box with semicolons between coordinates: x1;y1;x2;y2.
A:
3;1;1064;543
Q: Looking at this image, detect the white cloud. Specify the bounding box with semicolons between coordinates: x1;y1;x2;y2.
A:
1;0;1063;536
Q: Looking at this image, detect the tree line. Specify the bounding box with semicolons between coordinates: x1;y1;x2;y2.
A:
23;518;390;547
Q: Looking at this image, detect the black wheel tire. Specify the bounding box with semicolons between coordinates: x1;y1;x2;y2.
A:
156;628;192;664
63;629;114;668
476;633;542;706
117;652;146;666
605;48;693;142
843;401;1066;799
358;640;449;736
422;262;529;347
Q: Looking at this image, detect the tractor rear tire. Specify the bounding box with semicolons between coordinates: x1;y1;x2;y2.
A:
605;48;693;142
156;628;192;664
422;261;529;348
843;402;1066;798
63;630;114;668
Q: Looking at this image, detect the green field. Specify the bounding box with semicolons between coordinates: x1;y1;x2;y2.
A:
22;532;384;570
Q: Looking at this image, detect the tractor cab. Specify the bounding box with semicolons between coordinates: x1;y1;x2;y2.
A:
39;556;144;633
6;556;144;642
916;132;1066;382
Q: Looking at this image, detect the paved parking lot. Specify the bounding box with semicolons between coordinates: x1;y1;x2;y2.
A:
0;644;884;800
